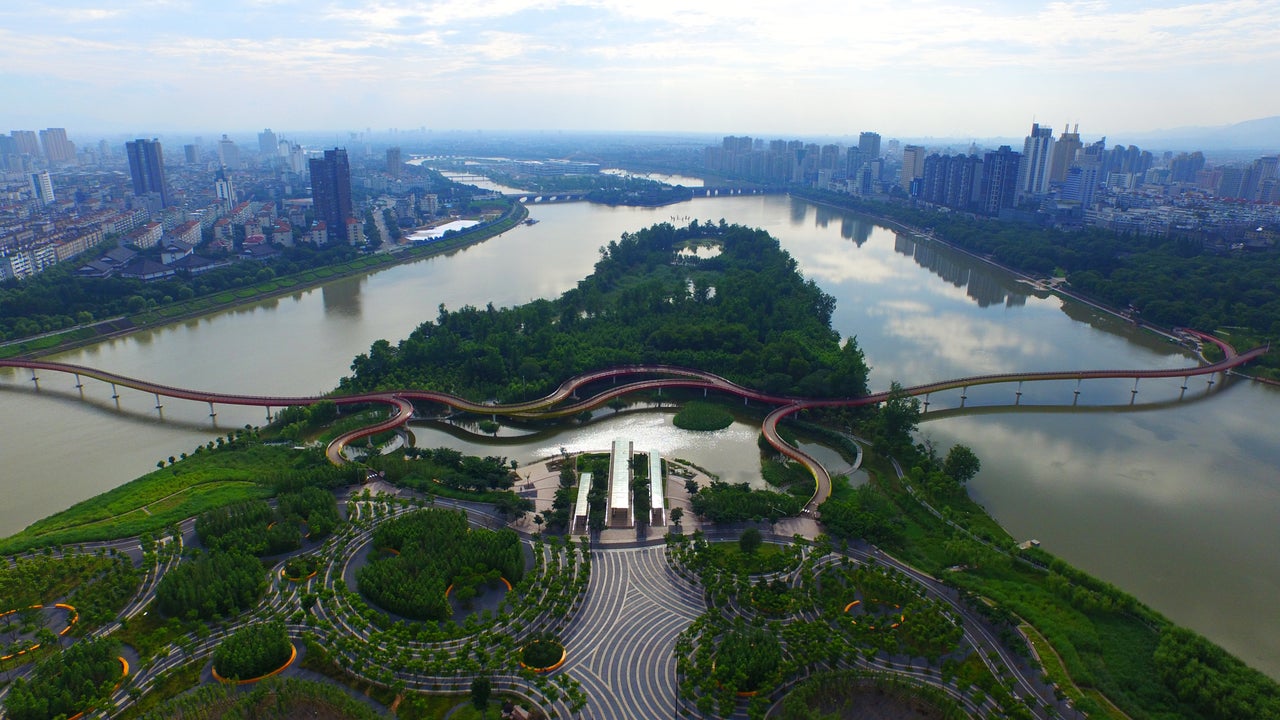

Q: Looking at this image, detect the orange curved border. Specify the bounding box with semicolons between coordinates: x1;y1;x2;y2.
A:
65;657;128;720
518;643;567;673
212;642;298;685
0;604;78;661
843;600;861;612
280;567;318;582
445;576;513;598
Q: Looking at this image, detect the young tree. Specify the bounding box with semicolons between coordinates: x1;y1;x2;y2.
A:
739;527;763;555
944;444;982;484
471;675;492;716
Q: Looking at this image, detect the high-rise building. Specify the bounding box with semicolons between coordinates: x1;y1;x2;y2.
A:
11;130;41;156
901;145;926;190
858;132;881;162
218;135;240;169
921;154;983;211
126;138;172;207
1169;151;1205;183
387;146;402;178
1016;123;1055;198
258;129;278;156
310;148;354;244
1049;125;1081;184
1061;164;1100;209
29;171;55;206
287;143;307;175
39;128;76;164
184;143;199;165
214;167;236;211
980;145;1021;216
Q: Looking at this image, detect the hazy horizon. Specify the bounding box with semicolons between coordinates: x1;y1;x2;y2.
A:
4;1;1279;142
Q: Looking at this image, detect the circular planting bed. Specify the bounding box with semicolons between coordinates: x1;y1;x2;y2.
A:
713;626;782;694
281;556;321;582
780;672;963;720
0;604;78;661
520;639;566;672
212;620;296;684
354;508;524;623
446;575;513;624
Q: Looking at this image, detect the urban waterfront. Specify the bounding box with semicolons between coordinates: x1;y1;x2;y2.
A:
2;194;1278;680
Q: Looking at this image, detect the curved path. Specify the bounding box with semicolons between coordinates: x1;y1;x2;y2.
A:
1;329;1263;510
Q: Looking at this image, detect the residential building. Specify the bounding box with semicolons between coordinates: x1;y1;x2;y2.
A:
39;128;76;164
1050;125;1082;184
901;145;926;191
258;129;278;156
858;132;882;163
387;146;402;179
125;138;172;207
310;148;354;243
218;135;240;169
980;146;1021;216
29;171;54;206
214;168;235;211
1016;123;1055;199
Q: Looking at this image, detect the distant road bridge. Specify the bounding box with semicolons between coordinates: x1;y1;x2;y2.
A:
0;330;1263;511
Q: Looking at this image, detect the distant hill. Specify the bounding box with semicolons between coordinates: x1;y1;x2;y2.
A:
1118;116;1280;154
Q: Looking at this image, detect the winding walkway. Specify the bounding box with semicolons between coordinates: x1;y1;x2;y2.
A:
1;329;1263;511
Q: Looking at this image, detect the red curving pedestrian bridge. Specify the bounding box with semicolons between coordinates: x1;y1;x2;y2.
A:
0;330;1265;512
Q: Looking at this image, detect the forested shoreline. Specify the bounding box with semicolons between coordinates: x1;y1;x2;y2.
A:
339;221;871;402
795;189;1279;366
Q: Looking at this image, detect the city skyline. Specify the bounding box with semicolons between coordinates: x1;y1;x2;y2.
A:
3;1;1279;138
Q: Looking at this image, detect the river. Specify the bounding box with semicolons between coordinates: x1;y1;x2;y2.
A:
1;195;1277;678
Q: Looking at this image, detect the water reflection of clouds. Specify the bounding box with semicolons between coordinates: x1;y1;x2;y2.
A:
936;416;1234;506
797;248;909;285
872;308;1054;376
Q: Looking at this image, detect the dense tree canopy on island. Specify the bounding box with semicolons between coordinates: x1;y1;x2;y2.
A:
357;508;524;621
213;619;294;681
340;221;870;401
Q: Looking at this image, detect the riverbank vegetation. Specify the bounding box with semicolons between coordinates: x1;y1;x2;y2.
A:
0;201;527;359
818;390;1280;720
795;188;1280;377
339;221;871;402
0;437;359;555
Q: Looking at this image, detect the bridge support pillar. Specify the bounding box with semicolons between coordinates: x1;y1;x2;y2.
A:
29;368;39;388
1074;377;1082;400
266;405;272;422
959;386;967;407
1207;375;1215;388
208;401;217;420
1016;381;1023;405
110;383;119;400
154;393;163;411
923;393;930;412
73;373;83;389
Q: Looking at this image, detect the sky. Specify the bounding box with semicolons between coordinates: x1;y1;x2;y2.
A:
3;0;1279;140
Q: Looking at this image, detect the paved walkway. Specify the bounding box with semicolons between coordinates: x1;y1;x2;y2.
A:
560;546;704;720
